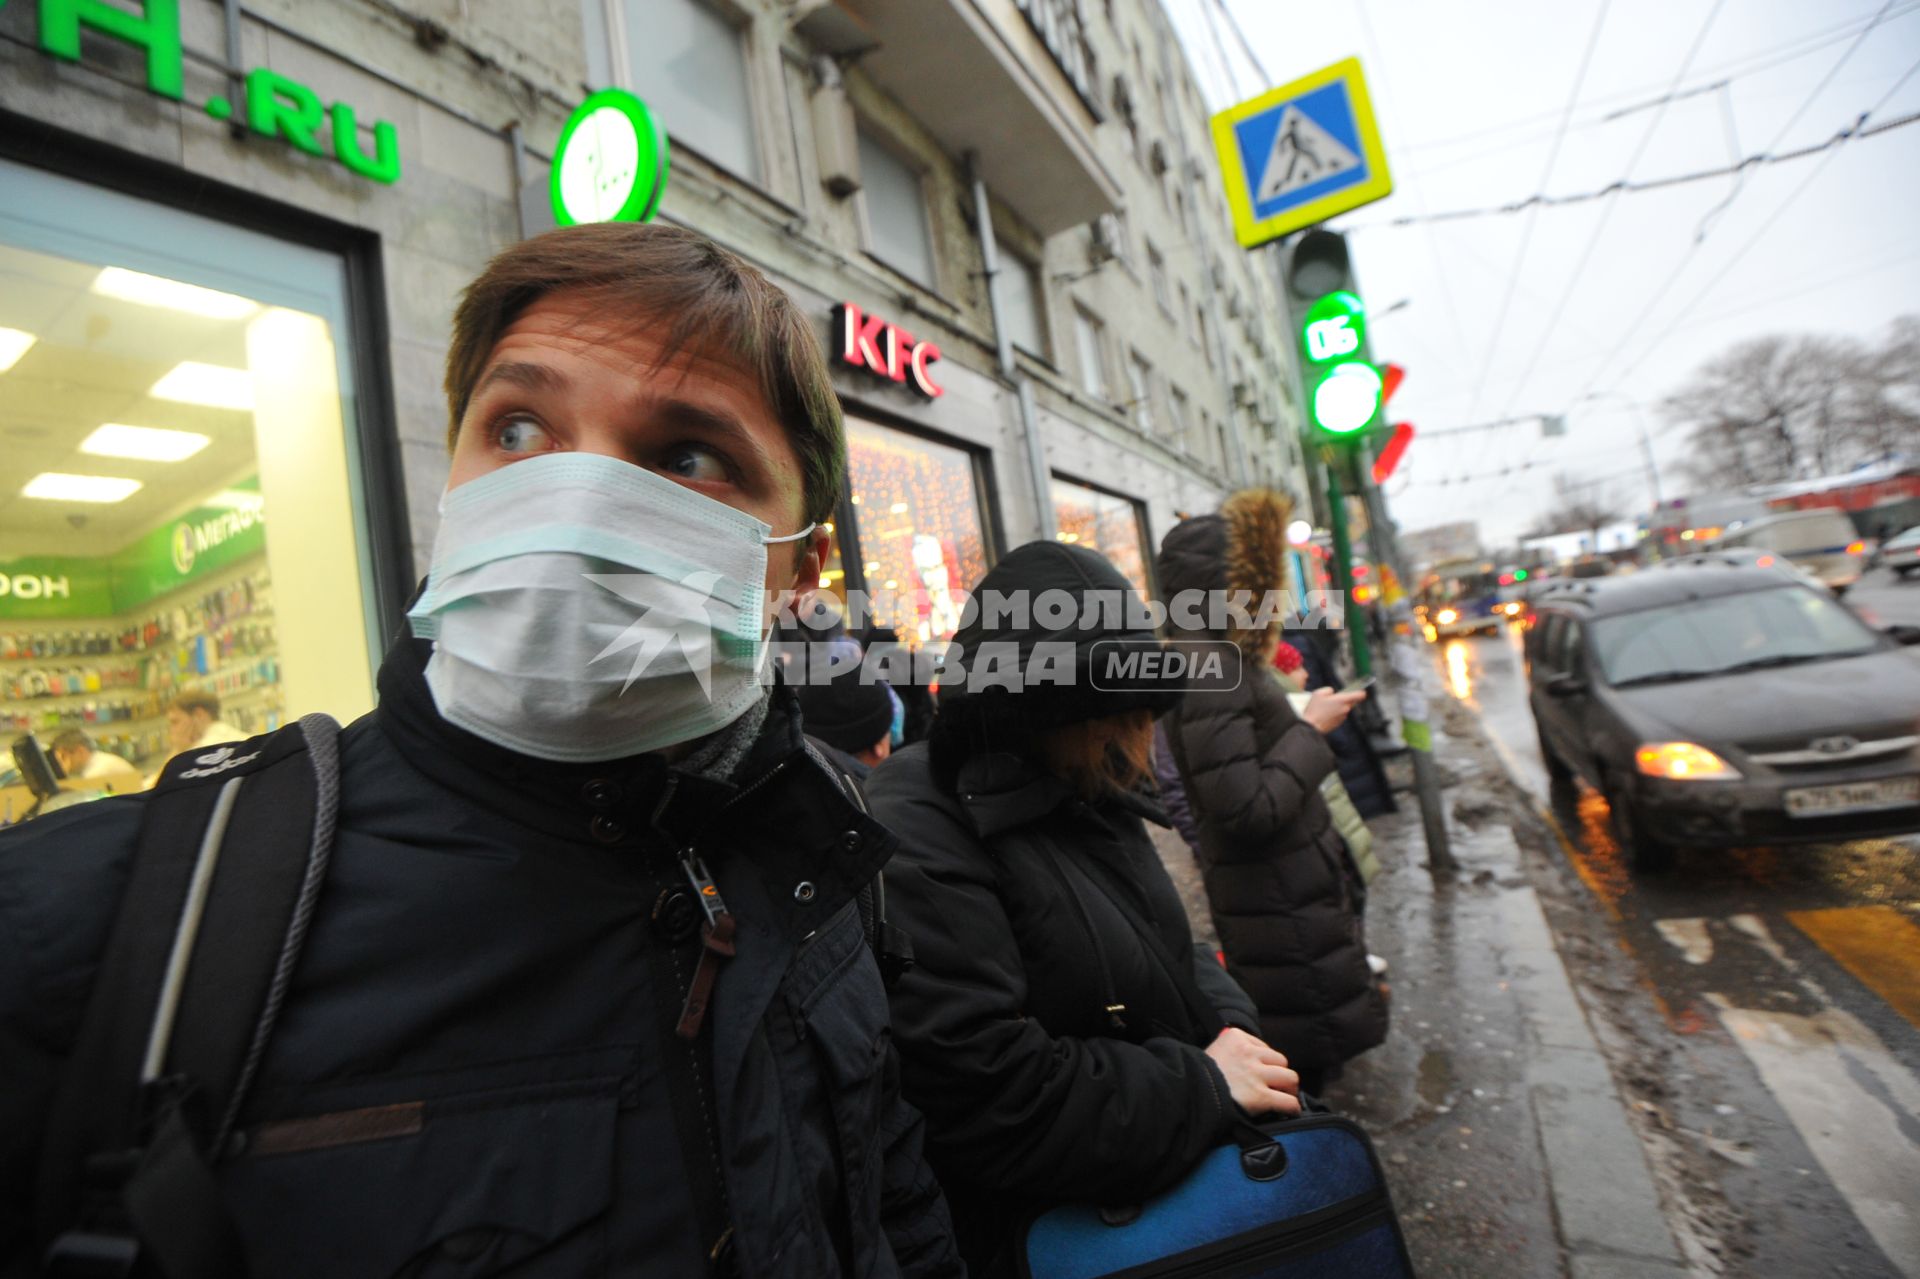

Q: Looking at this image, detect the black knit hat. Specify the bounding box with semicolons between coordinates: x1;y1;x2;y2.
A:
795;668;894;756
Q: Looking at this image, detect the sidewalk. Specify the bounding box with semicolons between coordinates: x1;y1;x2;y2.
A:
1149;708;1690;1278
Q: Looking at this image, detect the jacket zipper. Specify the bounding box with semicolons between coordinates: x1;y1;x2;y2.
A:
1136;1195;1395;1279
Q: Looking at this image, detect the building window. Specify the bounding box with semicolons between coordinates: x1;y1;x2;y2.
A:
1197;308;1214;367
1146;240;1170;313
858;129;936;290
995;239;1049;359
1170;385;1192;446
1073;306;1109;399
1177;283;1193;344
1052;476;1152;596
0;159;386;779
590;0;760;181
843;418;990;649
1126;351;1155;430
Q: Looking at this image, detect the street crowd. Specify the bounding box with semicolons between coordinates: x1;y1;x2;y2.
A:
1;222;1398;1277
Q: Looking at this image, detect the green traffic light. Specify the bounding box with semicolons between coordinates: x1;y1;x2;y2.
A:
1514;568;1528;581
1311;360;1382;436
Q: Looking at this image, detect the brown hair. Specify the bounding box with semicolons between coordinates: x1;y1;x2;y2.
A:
170;690;221;719
51;729;92;753
1036;710;1158;800
443;222;846;527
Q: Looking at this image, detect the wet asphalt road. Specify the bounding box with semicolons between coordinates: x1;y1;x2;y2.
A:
1432;591;1920;1276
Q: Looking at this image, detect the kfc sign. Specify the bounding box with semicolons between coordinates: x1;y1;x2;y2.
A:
833;302;944;398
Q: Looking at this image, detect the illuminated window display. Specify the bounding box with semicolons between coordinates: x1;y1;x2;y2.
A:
1;163;381;811
1051;477;1152;597
843;417;990;649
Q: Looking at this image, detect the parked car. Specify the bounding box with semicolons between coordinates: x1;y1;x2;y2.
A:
1705;507;1868;592
1654;546;1828;592
1524;566;1920;870
1876;525;1920;578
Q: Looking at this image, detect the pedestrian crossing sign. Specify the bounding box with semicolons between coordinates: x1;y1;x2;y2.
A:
1211;57;1392;248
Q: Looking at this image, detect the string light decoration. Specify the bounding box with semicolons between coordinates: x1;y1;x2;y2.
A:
1051;479;1151;597
845;420;989;649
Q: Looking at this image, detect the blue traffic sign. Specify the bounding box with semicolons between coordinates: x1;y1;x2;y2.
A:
1211;57;1393;247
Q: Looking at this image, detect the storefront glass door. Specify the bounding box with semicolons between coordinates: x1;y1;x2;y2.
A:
1;161;380;807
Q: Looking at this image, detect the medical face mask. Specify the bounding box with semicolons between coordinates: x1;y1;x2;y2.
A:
406;452;814;763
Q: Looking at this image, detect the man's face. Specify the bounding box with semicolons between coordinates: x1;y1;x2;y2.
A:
166;708;201;751
53;746;81;776
446;290;828;621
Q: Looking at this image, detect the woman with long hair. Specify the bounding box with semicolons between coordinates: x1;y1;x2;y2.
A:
1157;489;1388;1095
867;540;1302;1275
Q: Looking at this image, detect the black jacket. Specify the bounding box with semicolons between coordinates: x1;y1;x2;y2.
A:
1157;495;1388;1076
1284;626;1394;820
871;541;1256;1274
0;639;961;1278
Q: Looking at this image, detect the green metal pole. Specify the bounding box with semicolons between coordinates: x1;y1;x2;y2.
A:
1324;447;1371;678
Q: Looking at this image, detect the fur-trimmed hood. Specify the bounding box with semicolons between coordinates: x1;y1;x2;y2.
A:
1155;489;1295;658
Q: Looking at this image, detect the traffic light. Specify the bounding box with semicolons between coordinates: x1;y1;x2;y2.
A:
1286;230;1382;439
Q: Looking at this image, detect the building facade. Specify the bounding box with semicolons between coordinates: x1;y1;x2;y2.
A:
0;0;1307;781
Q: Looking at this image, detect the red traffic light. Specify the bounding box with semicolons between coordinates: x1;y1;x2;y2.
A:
1380;363;1405;409
1373;421;1415;484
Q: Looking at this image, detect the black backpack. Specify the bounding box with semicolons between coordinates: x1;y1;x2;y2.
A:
35;715;910;1278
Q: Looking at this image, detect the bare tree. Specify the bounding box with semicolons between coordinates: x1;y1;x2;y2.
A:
1661;319;1920;487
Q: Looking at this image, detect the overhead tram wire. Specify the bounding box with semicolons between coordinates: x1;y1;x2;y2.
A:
1390;2;1920;162
1211;0;1272;86
1597;54;1920;401
1559;0;1904;409
1460;0;1613;429
1348;0;1480;388
1490;0;1729;426
1693;0;1901;240
1581;48;1920;411
1344;106;1920;227
1185;0;1248;103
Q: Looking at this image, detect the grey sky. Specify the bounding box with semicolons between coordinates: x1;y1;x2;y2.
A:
1166;0;1920;547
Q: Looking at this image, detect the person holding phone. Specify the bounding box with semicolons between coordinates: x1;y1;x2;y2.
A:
1155;490;1389;1095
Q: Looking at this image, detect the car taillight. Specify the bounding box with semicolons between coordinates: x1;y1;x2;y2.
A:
1847;541;1865;555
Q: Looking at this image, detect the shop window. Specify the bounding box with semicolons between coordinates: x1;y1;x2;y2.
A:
1;161;380;798
1073;306;1110;399
995;239;1049;359
1052;477;1151;597
843;418;988;649
589;0;761;181
858;129;936;290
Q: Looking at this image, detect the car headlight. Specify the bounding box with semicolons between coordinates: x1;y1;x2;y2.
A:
1436;608;1459;624
1635;742;1738;780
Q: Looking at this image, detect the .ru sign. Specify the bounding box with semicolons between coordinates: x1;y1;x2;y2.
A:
34;0;402;184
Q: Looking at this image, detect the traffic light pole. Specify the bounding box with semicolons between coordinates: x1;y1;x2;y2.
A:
1322;447;1372;679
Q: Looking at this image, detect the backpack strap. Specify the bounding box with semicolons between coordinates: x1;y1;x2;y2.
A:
800;739;915;989
38;713;344;1279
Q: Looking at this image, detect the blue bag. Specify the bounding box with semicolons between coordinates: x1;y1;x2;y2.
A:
1019;1115;1413;1278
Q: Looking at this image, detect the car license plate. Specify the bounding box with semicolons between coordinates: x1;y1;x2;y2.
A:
1784;777;1920;817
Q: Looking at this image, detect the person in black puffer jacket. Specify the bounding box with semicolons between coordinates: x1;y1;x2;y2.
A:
870;541;1305;1276
1157;490;1389;1093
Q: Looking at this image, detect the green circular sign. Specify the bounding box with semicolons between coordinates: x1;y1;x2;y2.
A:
551;89;670;227
1312;360;1383;436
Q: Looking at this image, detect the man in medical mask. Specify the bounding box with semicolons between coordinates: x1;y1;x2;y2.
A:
0;224;962;1278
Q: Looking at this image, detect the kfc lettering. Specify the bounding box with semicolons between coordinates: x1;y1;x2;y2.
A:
833;302;944;398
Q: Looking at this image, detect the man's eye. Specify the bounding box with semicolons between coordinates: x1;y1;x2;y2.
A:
663;444;729;483
495;415;554;454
